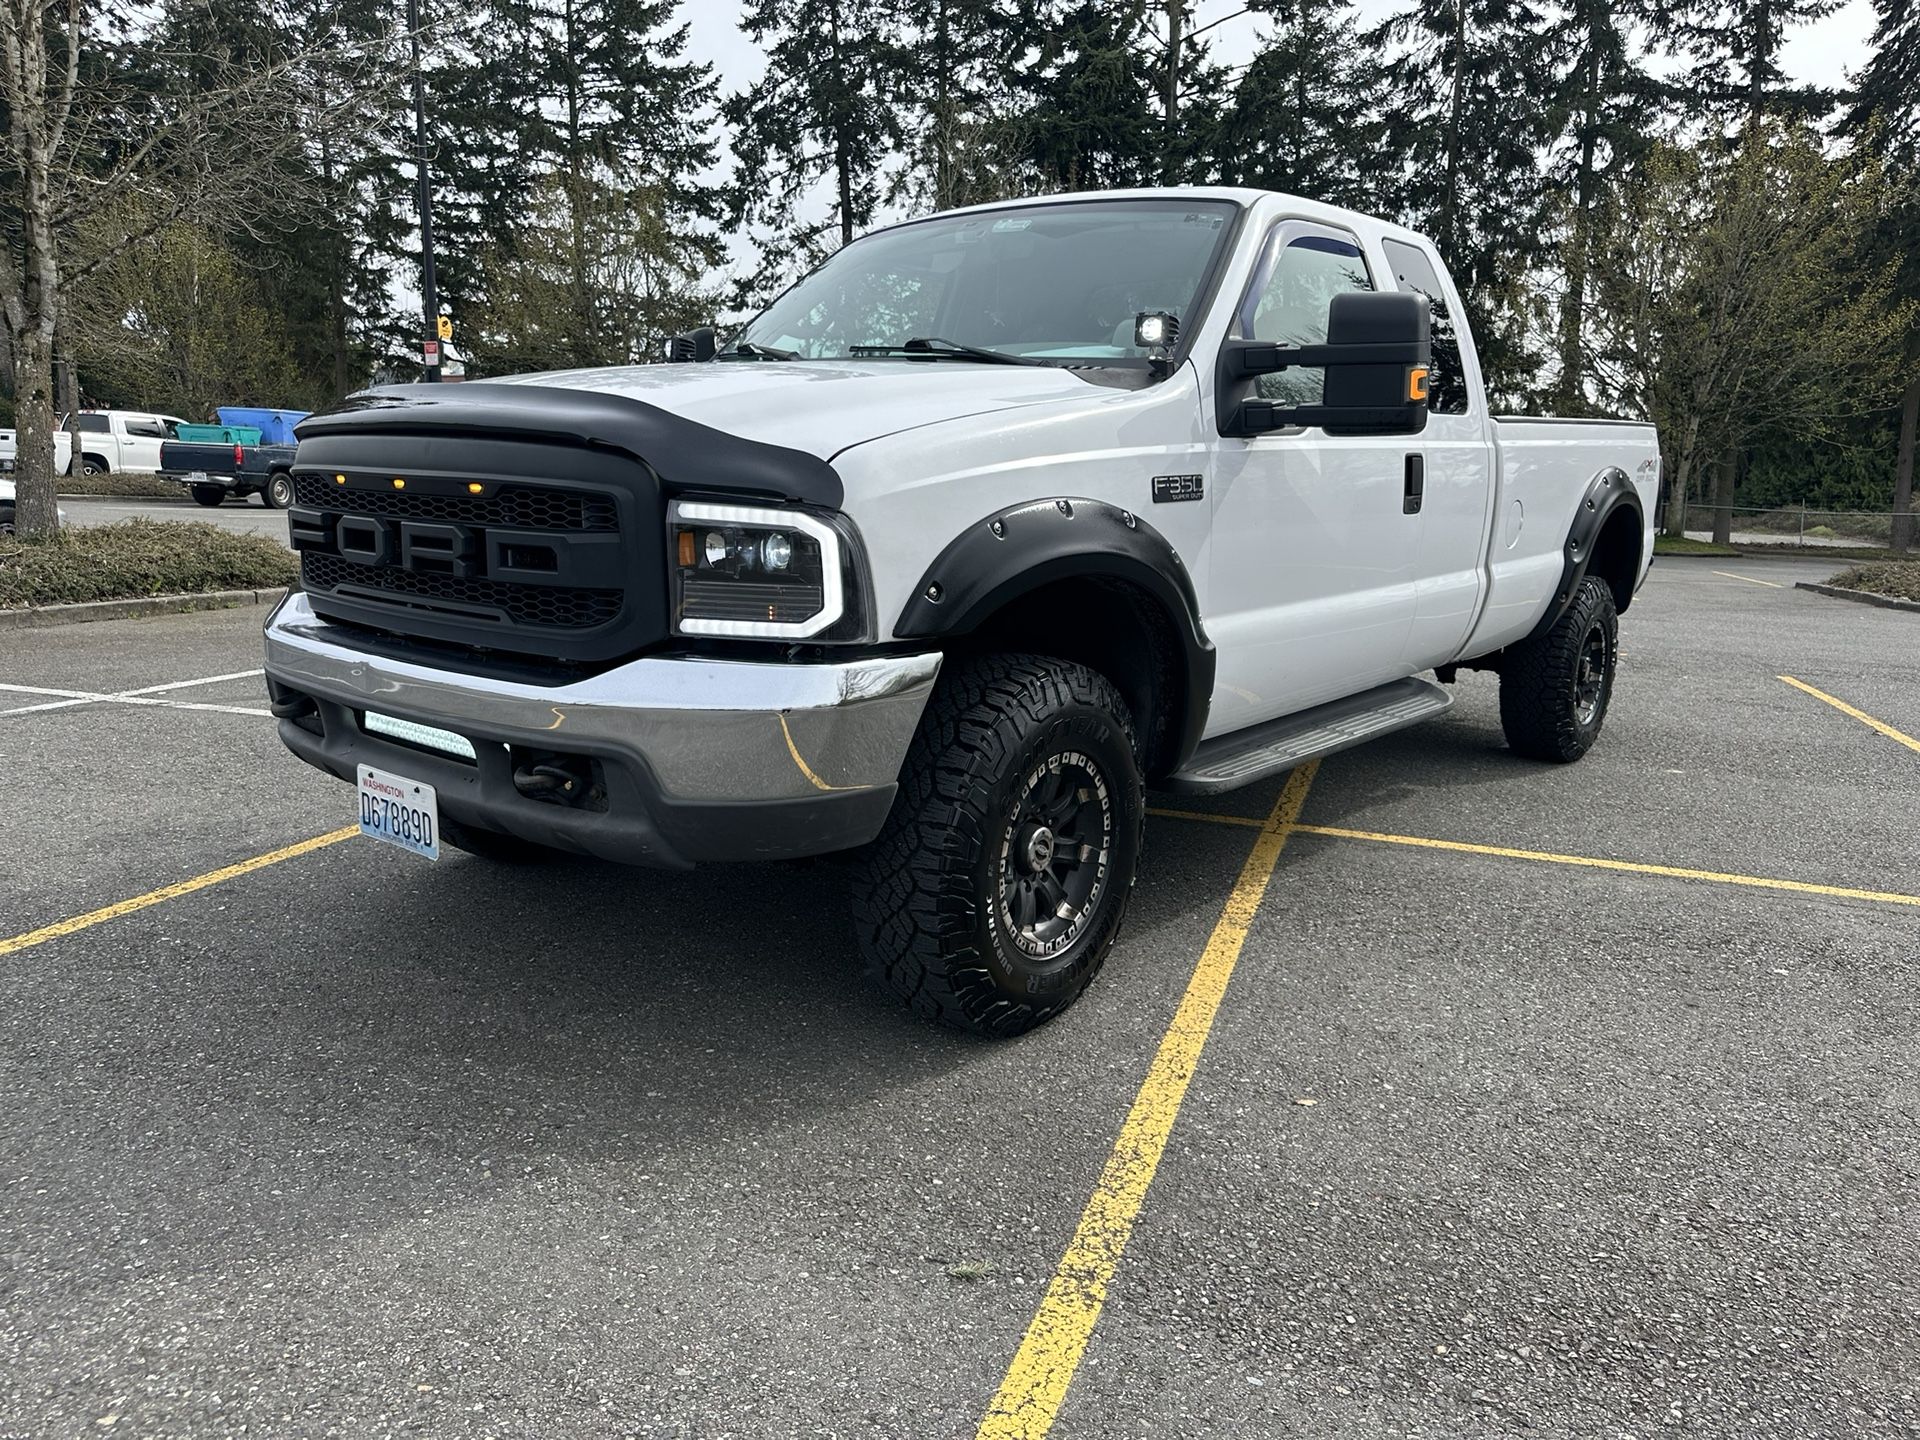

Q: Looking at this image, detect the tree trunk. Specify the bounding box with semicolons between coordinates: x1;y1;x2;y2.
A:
1710;449;1738;547
1162;0;1182;184
1894;373;1918;557
1554;31;1601;414
1663;417;1698;537
837;137;853;247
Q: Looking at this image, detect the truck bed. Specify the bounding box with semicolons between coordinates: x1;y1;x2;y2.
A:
1467;415;1660;656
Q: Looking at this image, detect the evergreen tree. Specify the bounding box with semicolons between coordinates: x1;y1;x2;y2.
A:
1205;0;1396;211
1543;0;1661;412
508;0;717;367
724;0;905;295
1010;0;1159;191
1369;0;1557;403
1847;0;1920;551
890;0;1026;212
1667;0;1843;127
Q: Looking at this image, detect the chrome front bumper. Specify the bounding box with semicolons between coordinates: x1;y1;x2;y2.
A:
262;592;941;866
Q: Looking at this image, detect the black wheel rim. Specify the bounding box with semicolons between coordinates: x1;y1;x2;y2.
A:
1574;624;1609;725
997;752;1113;961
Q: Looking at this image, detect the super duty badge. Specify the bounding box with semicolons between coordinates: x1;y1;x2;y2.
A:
1152;474;1204;503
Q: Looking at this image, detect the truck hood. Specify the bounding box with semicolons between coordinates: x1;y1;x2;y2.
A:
491;360;1105;460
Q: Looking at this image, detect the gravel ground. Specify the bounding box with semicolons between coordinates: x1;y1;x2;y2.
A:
1;555;1914;1439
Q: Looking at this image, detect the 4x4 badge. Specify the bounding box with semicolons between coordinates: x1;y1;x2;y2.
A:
1151;474;1204;503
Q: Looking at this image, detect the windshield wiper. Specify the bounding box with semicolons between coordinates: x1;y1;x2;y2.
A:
848;336;1049;366
716;340;799;360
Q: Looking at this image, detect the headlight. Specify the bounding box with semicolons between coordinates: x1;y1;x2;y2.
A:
667;499;869;640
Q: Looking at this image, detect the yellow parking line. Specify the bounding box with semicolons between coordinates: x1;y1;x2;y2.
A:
1146;805;1264;830
977;762;1319;1440
1778;675;1920;755
1289;824;1920;908
0;828;359;959
1712;570;1782;588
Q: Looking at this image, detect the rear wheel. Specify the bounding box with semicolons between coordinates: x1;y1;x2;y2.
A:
190;485;226;508
1499;574;1619;762
438;815;556;863
851;654;1144;1037
263;471;294;509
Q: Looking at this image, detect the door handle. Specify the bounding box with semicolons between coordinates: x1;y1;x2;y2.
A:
1403;454;1424;515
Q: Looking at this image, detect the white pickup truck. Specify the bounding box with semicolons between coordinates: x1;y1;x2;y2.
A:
263;188;1658;1035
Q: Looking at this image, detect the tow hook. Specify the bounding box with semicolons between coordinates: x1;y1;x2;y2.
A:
513;756;593;806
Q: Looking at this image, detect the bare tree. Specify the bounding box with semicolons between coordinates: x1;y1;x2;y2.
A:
0;0;396;537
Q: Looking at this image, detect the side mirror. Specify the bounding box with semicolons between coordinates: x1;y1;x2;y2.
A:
665;326;717;363
1217;290;1430;437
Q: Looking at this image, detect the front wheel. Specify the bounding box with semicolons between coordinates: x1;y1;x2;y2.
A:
190;485;226;508
80;455;108;478
851;654;1144;1037
1499;575;1619;762
263;471;294;509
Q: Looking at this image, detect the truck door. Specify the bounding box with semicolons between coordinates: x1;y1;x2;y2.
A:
121;414;173;473
1206;220;1421;734
1378;238;1496;668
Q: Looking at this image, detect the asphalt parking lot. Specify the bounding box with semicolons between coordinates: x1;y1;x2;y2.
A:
2;556;1915;1439
60;495;292;544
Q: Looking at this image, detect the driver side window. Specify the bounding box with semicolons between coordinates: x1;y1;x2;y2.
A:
1239;228;1373;407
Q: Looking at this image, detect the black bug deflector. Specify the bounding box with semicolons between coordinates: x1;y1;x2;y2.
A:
288;383;845;666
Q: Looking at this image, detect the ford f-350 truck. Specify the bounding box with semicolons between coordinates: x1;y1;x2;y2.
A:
263;188;1658;1036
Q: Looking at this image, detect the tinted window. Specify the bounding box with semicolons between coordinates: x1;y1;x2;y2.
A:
1380;239;1468;415
739;200;1237;364
123;417;168;438
1238;229;1373;406
75;413;108;433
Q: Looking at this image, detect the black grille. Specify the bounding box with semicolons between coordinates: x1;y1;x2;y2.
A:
292;473;616;530
304;552;623;630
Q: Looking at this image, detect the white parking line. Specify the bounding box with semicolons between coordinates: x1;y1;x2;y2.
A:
0;669;269;718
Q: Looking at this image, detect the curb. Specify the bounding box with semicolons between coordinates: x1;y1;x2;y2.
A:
1795;581;1920;615
0;587;288;630
57;492;190;504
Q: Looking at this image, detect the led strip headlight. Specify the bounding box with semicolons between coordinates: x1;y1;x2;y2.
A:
669;500;847;639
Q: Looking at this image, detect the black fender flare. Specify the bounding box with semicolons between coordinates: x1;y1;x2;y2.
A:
1528;466;1643;641
894;497;1216;768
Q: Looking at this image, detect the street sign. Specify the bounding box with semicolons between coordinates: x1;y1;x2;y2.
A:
436;314;452;342
423;339;440;367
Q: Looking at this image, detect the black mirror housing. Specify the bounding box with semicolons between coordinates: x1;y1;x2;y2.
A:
1218;290;1431;437
666;326;717;363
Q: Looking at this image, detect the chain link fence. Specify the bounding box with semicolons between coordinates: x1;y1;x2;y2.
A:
1682;504;1914;549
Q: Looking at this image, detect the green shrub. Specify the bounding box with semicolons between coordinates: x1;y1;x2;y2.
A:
0;518;295;609
56;471;181;499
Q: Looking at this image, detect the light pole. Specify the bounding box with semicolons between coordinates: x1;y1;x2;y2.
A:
406;0;441;382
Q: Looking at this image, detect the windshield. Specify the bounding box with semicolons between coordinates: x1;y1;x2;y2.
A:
735;199;1238;364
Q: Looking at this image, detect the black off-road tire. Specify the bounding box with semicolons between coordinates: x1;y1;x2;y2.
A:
190;485;226;507
438;815;555;863
851;654;1145;1037
1499;574;1619;763
263;470;294;509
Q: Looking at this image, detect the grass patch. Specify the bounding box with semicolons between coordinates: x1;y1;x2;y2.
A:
54;470;181;499
1827;561;1920;603
1655;534;1740;556
0;518;295;609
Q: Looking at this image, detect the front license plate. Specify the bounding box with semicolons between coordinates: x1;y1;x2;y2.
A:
357;764;440;861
